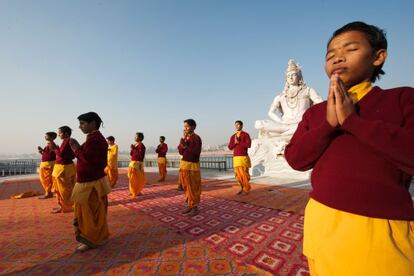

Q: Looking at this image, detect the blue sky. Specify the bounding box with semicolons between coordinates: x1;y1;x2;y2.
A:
1;0;413;155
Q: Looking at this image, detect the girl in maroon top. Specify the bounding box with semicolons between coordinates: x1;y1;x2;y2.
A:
37;131;57;199
128;132;147;197
156;136;168;182
69;112;111;252
50;126;76;214
178;119;202;217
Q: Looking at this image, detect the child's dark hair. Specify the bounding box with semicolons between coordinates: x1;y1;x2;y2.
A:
136;132;144;141
235;120;243;126
77;112;103;129
328;21;387;82
106;136;115;142
59;126;72;136
184;119;197;129
160;136;165;141
46;132;57;140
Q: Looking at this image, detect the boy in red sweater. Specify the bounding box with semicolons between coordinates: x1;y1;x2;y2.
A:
156;136;168;182
285;21;414;275
128;132;146;197
178;119;202;217
69;112;111;252
50;126;76;213
228;120;252;195
37;131;57;199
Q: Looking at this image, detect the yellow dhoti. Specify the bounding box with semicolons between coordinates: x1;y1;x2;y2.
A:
233;156;251;193
128;161;146;197
304;198;414;276
104;166;118;188
179;160;201;208
71;177;111;246
52;163;76;212
157;157;167;181
39;161;55;194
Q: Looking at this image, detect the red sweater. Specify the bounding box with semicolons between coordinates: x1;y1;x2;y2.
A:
41;144;56;162
55;138;75;165
228;131;251;156
74;131;108;182
130;143;146;161
156;143;168;158
178;134;202;162
285;86;414;220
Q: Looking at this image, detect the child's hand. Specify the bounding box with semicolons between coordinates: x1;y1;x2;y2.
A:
69;138;81;151
130;144;135;150
332;75;355;125
327;74;339;127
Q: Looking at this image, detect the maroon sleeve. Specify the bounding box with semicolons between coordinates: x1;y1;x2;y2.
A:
75;140;104;166
178;139;185;155
138;144;146;160
228;134;236;150
187;135;202;157
284;110;337;171
239;132;251;149
341;89;414;175
160;144;168;155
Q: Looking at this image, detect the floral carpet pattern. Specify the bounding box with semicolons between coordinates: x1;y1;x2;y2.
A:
0;172;309;275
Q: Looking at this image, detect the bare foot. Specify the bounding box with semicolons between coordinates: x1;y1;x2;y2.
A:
187;208;199;217
51;207;62;214
76;243;91;252
182;207;192;214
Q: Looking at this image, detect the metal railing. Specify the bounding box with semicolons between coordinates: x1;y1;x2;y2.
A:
0;155;234;177
119;155;233;171
0;159;40;177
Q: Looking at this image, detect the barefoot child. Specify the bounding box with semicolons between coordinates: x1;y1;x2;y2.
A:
69;112;111;252
178;119;202;217
50;126;75;213
104;136;118;188
156;136;168;182
37;131;57;199
228;120;252;195
128;132;147;197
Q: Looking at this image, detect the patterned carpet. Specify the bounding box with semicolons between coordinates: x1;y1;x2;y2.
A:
0;171;310;275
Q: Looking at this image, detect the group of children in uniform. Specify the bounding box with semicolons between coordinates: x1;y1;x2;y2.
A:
38;113;111;251
35;21;413;275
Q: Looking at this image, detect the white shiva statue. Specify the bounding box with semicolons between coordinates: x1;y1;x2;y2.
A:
249;59;323;178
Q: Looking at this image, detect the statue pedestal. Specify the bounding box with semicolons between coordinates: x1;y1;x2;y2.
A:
248;137;310;180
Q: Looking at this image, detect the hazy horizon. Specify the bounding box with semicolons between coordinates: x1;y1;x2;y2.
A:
1;0;414;155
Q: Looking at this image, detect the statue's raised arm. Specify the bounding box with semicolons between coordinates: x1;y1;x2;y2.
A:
267;94;283;123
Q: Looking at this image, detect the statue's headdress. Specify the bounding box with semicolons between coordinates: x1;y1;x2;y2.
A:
286;59;301;74
283;59;305;90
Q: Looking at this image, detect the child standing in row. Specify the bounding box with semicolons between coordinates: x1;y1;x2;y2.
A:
228;120;252;195
105;136;118;188
50;126;76;213
69;112;111;252
128;132;146;197
178;119;202;217
285;21;414;275
156;136;168;182
37;131;57;199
